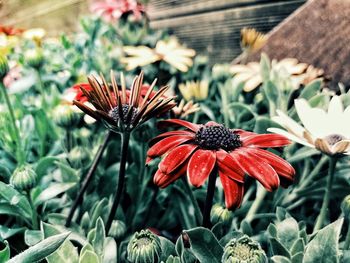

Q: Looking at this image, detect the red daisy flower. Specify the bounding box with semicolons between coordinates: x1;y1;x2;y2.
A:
147;119;295;210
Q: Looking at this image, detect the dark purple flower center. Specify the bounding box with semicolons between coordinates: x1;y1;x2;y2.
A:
195;125;241;151
109;104;138;124
324;134;346;146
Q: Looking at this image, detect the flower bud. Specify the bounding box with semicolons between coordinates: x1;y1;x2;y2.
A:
342;195;350;219
25;48;44;69
109;220;127;240
210;204;233;225
10;165;37;192
127;229;162;263
52;104;80;128
165;255;181;263
222;235;267;263
69;146;89;168
0;54;9;80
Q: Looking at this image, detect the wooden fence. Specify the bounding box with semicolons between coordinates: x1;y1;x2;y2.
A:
0;0;306;63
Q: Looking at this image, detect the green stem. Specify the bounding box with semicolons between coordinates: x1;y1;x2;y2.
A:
344;221;350;250
313;157;337;233
182;177;203;225
297;156;328;190
219;86;230;127
106;132;131;233
192;110;200;124
27;191;38;230
36;70;47;110
0;82;24;165
202;167;217;228
65;131;111;227
245;183;267;224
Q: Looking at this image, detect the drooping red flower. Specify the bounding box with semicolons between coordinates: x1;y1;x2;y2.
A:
0;25;24;36
90;0;145;22
147;119;295;210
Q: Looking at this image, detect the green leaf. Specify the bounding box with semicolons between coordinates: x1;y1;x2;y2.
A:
299;79;322;100
0;182;32;219
175;235;196;263
291;252;304;263
276;218;300;250
25;230;43;246
270;238;291;258
56;162;79;183
260;53;271;81
46;240;79;263
79;250;99;263
0;203;26;218
185;227;223;263
103;237;117;263
90;199;108;229
34;182;76;205
8;232;69;263
159;236;176;261
254;116;276;133
0;241;10;262
304;219;343;263
271;255;292;263
92;217;105;259
0;226;25;241
290;238;304;256
35;156;60;179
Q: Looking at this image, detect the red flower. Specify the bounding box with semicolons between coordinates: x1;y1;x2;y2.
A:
90;0;145;22
147;119;295;210
0;25;24;36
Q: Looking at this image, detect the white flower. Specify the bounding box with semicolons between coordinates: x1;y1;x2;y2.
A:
268;96;350;155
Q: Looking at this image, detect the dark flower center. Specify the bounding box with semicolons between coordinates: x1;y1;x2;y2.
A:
324;134;346;146
195;125;241;151
109;104;138;124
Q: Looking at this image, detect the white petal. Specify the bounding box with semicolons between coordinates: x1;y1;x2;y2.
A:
267;128;314;148
273;110;305;137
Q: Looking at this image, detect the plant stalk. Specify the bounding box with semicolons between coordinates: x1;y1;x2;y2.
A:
0;82;24;165
106;131;131;233
182;177;203;225
344;221;350;250
27;191;38;230
202;167;217;228
245;183;267;224
313;157;337;233
65;131;112;227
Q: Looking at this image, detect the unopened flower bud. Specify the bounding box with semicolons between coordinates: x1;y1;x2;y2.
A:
127;229;162;263
25;48;44;69
211;204;233;225
165;255;181;263
109;220;127;240
222;235;267;263
342;195;350;219
69;147;89;168
11;165;37;192
81;212;90;232
53;104;80;128
0;54;9;80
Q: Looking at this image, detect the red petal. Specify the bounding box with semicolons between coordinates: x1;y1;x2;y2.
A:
149;130;195;146
241;147;295;180
219;171;244;210
241;134;291;148
231;151;280;191
158;119;200;132
146;156;153;165
205;121;220;126
147;135;194;158
187;149;216;187
153;165;186;188
159;144;197;174
232;129;256;140
216;150;244;183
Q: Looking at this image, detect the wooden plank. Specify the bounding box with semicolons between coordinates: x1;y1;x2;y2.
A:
150;1;305;64
148;0;296;20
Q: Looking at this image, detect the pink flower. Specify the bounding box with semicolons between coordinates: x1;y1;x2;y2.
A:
3;66;22;88
90;0;145;22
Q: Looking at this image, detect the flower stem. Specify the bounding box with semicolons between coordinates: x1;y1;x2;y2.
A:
181;177;203;225
313;157;338;233
0;82;24;165
202;167;217;228
65;131;112;227
36;70;47;110
106;131;131;233
344;221;350;250
245;183;267;224
27;190;38;230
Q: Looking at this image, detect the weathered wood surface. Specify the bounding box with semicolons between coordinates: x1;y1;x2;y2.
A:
0;0;305;64
245;0;350;89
